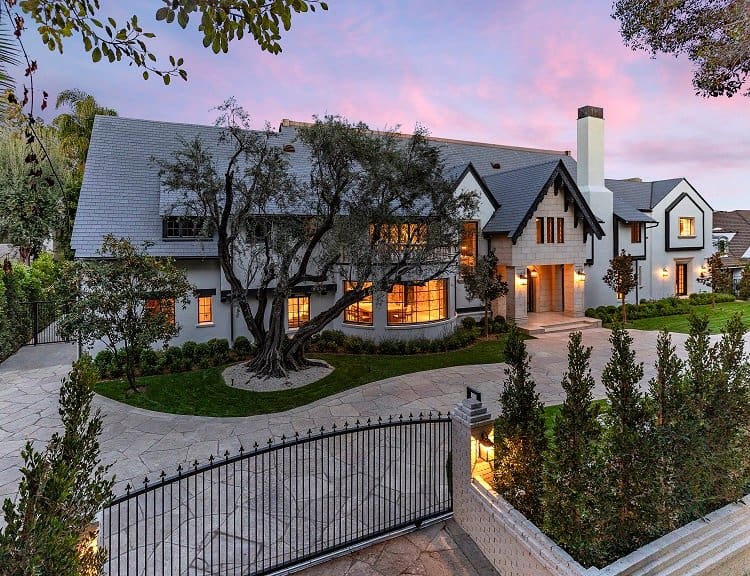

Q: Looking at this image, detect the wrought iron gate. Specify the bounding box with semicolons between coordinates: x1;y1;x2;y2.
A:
101;414;452;575
23;301;68;345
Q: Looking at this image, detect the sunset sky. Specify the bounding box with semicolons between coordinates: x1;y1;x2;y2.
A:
17;0;749;210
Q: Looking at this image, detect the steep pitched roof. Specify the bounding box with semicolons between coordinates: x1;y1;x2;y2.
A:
612;196;657;223
482;160;604;241
604;177;683;211
714;210;750;267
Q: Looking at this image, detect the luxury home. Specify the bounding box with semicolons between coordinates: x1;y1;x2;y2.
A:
71;106;712;346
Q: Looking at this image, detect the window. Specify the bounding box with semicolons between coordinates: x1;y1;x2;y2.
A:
198;295;213;325
370;223;427;248
630;222;642;244
387;279;447;325
547;218;555;243
557;218;565;243
536;217;544;244
343;281;373;325
145;298;175;325
287;296;309;329
716;238;728;255
460;221;478;269
163;216;211;239
678;217;695;238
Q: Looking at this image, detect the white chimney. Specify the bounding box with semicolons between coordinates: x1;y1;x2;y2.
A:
576;105;606;195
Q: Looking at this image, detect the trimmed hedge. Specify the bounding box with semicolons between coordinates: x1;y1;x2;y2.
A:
306;324;497;355
94;337;252;380
585;293;736;324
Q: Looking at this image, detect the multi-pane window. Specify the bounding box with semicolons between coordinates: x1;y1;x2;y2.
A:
198;295;213;325
343;281;373;325
630;222;642;243
460;221;478;269
536;217;544;244
370;223;427;248
287;296;310;329
387;279;447;325
547;218;555;243
163;216;211;239
145;298;175;325
557;218;565;243
678;217;695;238
676;263;688;296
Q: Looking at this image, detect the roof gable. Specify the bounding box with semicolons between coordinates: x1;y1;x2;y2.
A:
482;159;604;242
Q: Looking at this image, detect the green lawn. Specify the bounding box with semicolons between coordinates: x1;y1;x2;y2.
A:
541;399;608;436
624;301;750;334
94;336;508;417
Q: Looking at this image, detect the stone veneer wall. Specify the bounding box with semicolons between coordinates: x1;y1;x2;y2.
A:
451;396;750;576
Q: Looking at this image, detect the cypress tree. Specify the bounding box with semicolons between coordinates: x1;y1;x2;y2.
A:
598;324;657;560
494;324;547;523
543;331;601;566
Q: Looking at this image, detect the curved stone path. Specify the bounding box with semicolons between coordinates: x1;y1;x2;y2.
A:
0;328;699;502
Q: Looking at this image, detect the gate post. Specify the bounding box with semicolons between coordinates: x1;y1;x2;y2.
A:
451;388;492;526
32;302;39;346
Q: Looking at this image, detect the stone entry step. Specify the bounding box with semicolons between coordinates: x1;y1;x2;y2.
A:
519;317;602;336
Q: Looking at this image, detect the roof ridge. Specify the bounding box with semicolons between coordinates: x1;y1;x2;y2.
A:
483;158;562;178
280;118;572;156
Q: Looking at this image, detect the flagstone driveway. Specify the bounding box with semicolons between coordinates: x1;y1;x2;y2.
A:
0;328;693;503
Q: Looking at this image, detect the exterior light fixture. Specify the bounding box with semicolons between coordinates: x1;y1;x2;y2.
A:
529;268;539;278
518;272;527;285
662;266;669;278
575;268;586;281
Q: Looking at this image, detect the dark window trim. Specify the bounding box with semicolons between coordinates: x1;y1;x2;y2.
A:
664;193;704;251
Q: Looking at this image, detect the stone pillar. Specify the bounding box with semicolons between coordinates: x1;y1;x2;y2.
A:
452;390;493;527
507;266;528;323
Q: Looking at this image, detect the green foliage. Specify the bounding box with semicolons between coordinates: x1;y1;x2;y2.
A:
494;324;547;522
602;250;636;322
0;357;114;575
232;335;253;357
57;235;193;392
543;332;601;565
459;250;509;336
738;264;750;300
597;325;657;558
612;0;750;97
18;1;328;84
697;252;733;304
687;291;735;305
307;326;480;355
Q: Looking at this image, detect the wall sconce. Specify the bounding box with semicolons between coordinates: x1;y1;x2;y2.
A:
518;272;527;285
575;268;586;281
529;267;538;278
699;264;707;278
662;266;669;278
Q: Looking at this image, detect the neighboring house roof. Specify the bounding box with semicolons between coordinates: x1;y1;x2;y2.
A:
482;159;604;241
713;210;750;267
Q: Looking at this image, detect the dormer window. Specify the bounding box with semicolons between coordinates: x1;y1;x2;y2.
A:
163;216;211;240
678;217;695;238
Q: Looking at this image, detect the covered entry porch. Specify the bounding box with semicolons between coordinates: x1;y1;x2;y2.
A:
494;263;587;325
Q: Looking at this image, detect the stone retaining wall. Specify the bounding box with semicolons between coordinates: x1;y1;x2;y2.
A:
451;395;750;576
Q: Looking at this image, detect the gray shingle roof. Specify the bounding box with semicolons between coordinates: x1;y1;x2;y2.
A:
613;196;657;223
604;178;683;211
714;210;750;267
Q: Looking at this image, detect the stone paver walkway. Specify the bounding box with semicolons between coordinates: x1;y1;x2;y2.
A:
0;328;703;502
297;520;498;576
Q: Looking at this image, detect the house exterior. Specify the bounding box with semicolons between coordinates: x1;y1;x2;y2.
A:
70;106;712;348
712;210;750;291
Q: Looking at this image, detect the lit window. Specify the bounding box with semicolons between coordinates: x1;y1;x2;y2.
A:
287;296;309;329
631;223;642;243
145;298;175;325
678;217;695;238
547;218;555;243
387;279;447;325
370;223;427;248
557;218;564;243
460;222;478;269
536;217;544;244
343;282;373;325
198;296;213;325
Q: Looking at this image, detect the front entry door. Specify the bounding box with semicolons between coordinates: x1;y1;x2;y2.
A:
527;267;536;312
676;263;688;296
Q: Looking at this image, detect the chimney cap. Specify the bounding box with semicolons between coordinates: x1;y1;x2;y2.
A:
578;105;604;120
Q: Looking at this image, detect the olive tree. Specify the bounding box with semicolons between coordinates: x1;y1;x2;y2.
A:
58;235;193;392
158;101;478;377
